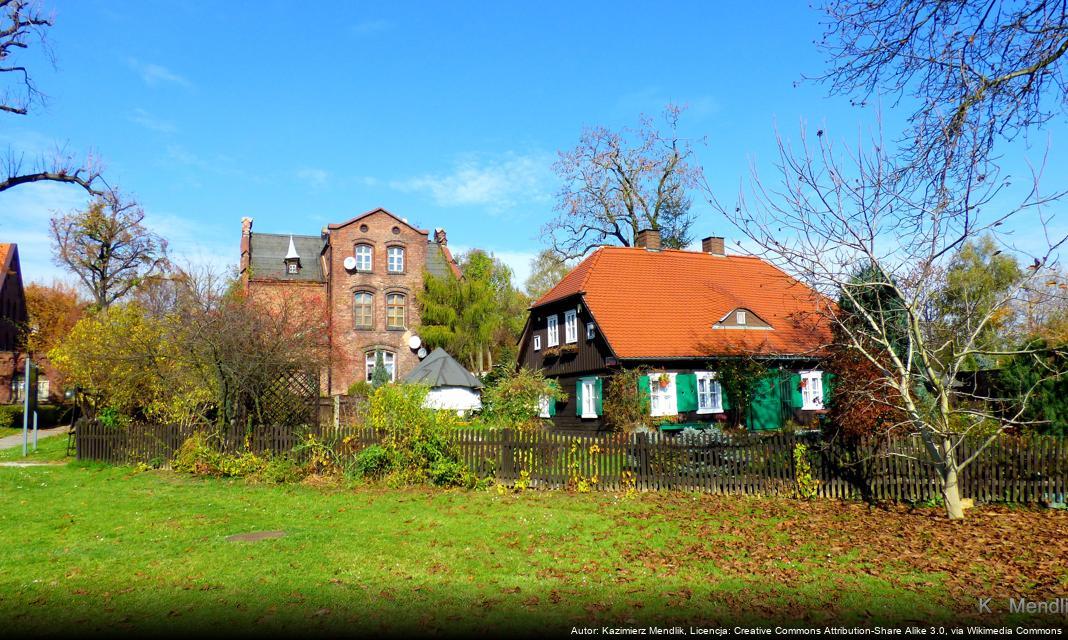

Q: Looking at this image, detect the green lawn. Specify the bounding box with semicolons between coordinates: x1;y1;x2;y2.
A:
0;437;1065;634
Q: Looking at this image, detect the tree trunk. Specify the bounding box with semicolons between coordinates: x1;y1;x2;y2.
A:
940;462;965;520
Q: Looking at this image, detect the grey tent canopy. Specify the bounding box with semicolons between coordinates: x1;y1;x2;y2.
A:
403;348;483;388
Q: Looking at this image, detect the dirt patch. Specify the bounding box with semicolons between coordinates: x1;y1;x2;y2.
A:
225;530;286;542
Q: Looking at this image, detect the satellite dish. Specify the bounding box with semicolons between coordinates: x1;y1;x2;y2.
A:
417;347;428;359
343;256;357;271
408;334;422;350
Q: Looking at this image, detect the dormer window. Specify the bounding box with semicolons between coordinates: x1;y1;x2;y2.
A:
284;236;301;275
736;310;746;325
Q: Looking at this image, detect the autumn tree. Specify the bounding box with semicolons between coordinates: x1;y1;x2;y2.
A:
932;236;1024;370
0;1;108;196
50;195;168;309
22;281;86;355
544;105;704;258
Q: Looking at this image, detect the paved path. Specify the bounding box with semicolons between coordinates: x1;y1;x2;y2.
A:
0;425;70;451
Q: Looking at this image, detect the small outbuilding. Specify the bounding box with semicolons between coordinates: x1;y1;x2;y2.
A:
403;348;483;413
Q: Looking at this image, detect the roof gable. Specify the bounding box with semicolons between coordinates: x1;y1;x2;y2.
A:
403;348;482;388
327;208;429;235
531;247;830;359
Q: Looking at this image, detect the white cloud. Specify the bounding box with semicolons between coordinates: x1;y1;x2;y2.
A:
130;108;177;133
296;167;331;189
128;58;193;89
390;153;553;212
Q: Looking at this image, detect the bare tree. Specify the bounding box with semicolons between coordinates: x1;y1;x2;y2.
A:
814;0;1068;182
713;126;1065;519
544;105;704;258
50;195;169;309
0;0;109;196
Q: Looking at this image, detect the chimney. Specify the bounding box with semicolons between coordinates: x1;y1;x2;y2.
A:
434;228;448;245
239;217;254;285
702;236;725;256
634;228;661;250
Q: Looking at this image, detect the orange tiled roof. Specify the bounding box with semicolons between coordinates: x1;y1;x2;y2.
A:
0;243;13;290
533;246;831;359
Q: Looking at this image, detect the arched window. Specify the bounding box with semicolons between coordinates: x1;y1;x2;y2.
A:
354;244;373;272
353;292;373;329
387;246;405;273
386;293;406;330
365;350;396;382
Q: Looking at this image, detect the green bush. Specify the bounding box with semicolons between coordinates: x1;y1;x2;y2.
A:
172;432;304;482
0;404;70;430
366;383;474;487
346;380;373;399
253;457;304;484
353;444;393;478
478;367;564;432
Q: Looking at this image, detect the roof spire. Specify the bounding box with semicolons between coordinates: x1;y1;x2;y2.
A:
285;235;300;260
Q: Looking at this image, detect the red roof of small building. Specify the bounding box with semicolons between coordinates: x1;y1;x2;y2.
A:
533;246;831;359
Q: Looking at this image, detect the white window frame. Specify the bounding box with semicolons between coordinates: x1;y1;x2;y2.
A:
387;246;404;273
580;377;598;419
547;315;559;347
586;322;595;340
286;262;298;274
736;310;747;325
365;351;396;382
695;372;722;414
354;244;373;272
538;395;551;418
649;373;678;417
533;335;541;351
564;310;577;344
800;370;824;410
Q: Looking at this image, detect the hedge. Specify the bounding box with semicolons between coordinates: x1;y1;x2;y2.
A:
0;404;70;431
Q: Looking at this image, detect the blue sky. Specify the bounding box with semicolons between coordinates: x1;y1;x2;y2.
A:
2;0;1065;286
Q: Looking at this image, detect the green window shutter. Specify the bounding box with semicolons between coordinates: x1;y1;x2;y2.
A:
822;372;835;404
676;373;698;412
789;373;804;408
575;380;583;416
548;395;557;417
637;375;651;415
595;377;603;416
721;386;730;411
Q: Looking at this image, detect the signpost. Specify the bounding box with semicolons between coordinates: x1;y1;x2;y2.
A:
21;358;38;457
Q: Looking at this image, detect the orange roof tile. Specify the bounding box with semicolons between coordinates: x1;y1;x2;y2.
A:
533;246;831;359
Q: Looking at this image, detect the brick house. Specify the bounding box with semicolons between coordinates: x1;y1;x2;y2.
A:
239;208;461;396
0;243;27;404
517;230;834;431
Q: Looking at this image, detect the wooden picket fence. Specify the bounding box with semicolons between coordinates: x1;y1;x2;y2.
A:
75;422;1068;505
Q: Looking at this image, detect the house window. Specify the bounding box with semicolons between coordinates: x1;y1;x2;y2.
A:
538;395;551;418
547;315;559;347
586;322;595;340
649;373;677;417
365;351;396;382
736;310;747;325
800;370;824;410
533;335;541;351
580;377;598;419
695;372;723;414
386;293;406;330
354;244;373;272
353;292;373;329
564;310;577;344
387;246;404;273
286;261;299;274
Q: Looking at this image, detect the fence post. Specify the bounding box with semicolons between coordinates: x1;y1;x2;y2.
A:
500;429;515;481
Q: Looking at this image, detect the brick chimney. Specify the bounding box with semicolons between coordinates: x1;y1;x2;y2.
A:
434;228;448;245
702;236;725;255
634;228;661;250
239;217;253;286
